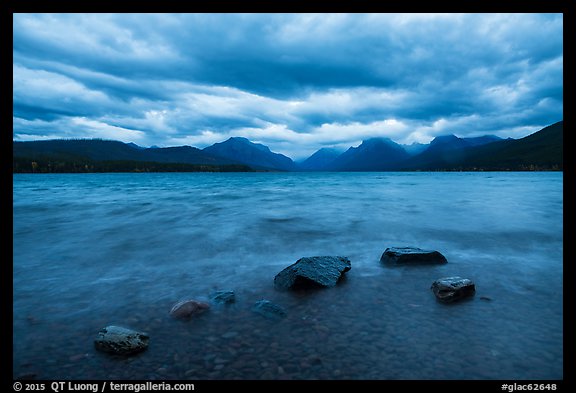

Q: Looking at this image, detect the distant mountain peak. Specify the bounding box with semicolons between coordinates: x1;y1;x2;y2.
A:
203;137;294;171
430;134;460;144
298;147;344;170
126;142;143;149
227;136;250;143
223;137;271;153
325;136;410;171
362;137;394;145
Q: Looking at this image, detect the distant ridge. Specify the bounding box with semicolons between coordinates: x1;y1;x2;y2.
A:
13;121;562;172
400;121;563;171
12;139;252;173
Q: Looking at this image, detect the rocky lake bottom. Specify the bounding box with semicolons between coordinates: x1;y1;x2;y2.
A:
13;172;563;380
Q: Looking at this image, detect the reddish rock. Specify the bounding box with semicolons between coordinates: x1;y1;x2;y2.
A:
170;300;210;319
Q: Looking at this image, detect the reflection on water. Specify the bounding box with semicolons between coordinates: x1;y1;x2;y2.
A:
13;172;563;379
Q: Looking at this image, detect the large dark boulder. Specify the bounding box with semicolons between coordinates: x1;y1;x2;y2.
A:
380;247;447;265
274;256;352;290
94;326;149;355
431;277;476;303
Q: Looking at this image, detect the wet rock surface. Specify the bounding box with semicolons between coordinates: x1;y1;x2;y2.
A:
380;247;448;265
210;290;236;305
252;300;287;320
274;256;352;289
170;300;210;319
431;277;476;303
94;326;149;355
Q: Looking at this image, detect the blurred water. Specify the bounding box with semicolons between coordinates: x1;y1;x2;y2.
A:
13;172;563;380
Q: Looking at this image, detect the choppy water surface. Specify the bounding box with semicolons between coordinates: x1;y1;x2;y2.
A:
13;172;563;380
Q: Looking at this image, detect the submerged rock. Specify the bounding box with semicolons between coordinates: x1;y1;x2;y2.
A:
210;290;236;305
274;256;352;290
94;326;149;355
380;247;447;265
252;300;287;320
431;277;476;303
170;300;210;319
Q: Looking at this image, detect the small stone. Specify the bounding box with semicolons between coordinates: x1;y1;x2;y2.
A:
381;247;448;265
69;353;88;362
210;290;236;305
431;277;476;303
252;300;287;320
170;300;210;319
26;316;40;325
94;326;149;355
221;331;239;339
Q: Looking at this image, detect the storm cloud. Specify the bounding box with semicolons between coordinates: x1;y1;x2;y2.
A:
12;13;563;159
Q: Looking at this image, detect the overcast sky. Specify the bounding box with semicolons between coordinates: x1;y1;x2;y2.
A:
13;13;563;160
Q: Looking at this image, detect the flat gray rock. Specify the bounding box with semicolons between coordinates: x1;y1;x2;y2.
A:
431;277;476;303
380;247;447;265
274;256;351;290
252;300;287;320
94;326;149;355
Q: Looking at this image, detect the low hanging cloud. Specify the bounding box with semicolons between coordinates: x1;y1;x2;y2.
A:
13;13;563;160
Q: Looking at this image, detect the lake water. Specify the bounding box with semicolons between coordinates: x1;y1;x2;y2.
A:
12;172;563;380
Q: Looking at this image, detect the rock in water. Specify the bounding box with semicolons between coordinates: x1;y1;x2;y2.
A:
210;290;236;305
94;326;149;355
252;300;287;320
431;277;476;303
274;256;352;289
380;247;447;265
170;300;210;319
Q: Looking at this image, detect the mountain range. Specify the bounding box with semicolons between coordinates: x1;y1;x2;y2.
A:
13;121;563;172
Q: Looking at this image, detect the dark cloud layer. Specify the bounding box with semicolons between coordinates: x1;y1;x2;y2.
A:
13;13;563;159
